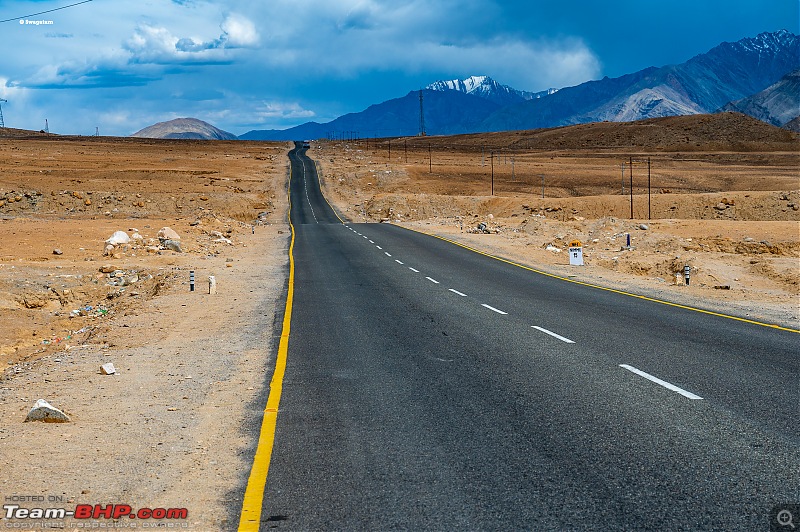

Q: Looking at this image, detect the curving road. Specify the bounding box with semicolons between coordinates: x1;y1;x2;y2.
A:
242;143;799;530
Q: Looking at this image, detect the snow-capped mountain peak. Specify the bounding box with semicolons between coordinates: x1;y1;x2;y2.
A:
427;75;492;95
426;75;557;106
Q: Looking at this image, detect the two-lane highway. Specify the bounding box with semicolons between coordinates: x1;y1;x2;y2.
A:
239;143;798;530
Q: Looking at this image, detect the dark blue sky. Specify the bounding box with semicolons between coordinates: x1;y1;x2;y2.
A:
1;0;797;135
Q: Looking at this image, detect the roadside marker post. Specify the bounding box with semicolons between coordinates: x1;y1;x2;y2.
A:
569;240;584;266
684;265;691;286
190;270;195;292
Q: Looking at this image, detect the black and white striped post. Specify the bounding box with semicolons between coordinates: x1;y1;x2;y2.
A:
190;270;195;292
684;265;691;286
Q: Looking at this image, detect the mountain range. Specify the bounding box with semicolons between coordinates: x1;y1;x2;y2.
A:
239;29;799;140
722;69;800;127
131;30;798;141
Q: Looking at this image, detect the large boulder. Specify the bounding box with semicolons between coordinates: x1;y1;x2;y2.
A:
158;227;181;241
24;399;70;423
105;231;130;246
162;239;182;252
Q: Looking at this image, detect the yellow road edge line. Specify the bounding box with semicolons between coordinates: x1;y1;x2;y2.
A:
399;225;799;334
238;153;297;531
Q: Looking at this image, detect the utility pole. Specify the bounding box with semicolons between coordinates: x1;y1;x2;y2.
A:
621;162;625;195
418;90;426;137
541;174;545;198
0;98;6;128
629;156;634;219
428;143;432;173
404;139;407;163
45;119;49;134
491;151;494;196
647;157;652;220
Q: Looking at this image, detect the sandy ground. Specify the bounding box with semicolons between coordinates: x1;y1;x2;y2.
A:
0;135;291;529
0;115;797;530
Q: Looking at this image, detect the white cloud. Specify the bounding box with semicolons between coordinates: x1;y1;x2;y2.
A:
126;25;177;55
220;14;259;47
255;101;316;121
410;38;602;91
242;0;599;91
0;77;30;107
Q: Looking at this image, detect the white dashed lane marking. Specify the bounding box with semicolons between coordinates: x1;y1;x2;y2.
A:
531;326;575;344
409;267;419;273
619;364;703;400
481;304;507;315
426;277;440;284
448;289;467;297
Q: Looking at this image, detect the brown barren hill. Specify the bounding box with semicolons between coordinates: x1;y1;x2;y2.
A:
400;112;799;152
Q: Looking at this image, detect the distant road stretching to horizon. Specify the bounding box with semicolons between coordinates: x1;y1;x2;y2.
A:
238;143;799;531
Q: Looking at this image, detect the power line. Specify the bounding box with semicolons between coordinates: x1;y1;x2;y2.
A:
0;0;94;24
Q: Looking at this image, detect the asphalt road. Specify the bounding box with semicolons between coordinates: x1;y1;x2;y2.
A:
248;143;799;531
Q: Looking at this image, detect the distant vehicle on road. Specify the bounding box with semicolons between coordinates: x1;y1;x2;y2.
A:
302;140;310;149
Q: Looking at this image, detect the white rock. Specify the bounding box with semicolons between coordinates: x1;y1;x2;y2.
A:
100;362;116;375
162;239;182;252
105;231;130;246
132;233;144;241
25;399;70;423
158;227;181;241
